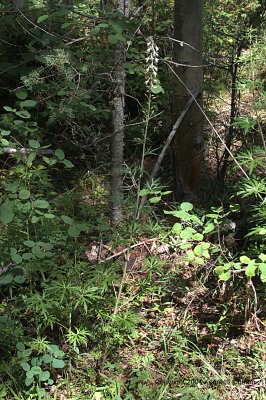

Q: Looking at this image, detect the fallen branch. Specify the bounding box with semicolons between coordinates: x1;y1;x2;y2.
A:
3;148;53;155
151;93;199;181
100;237;157;263
137;93;198;214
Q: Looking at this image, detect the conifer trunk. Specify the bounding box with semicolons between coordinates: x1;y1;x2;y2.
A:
173;0;204;202
110;0;129;225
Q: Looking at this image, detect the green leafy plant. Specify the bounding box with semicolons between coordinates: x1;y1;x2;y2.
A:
16;340;65;395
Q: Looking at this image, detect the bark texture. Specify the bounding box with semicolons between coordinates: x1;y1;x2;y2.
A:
173;0;204;202
110;0;129;225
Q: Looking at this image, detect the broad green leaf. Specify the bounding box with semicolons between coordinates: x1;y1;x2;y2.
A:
62;159;74;168
25;377;34;386
186;250;195;261
52;359;65;369
42;243;54;251
21;362;30;371
29;139;40;149
31;366;42;375
260;274;266;283
19;189;30;200
214;266;225;276
192;233;204;241
54;350;64;358
174;210;191;220
40;370;50;381
11;253;22;264
259;253;266;262
240;255;251;264
1;138;9;146
68;225;80;238
98;23;109;28
179;243;192;250
245;261;257;277
44;213;55;219
219;271;231;281
37;14;49;23
26;371;34;379
202;250;210;259
34;199;49;209
23;240;35;247
0;205;14;224
48;344;59;353
1;130;10;136
204;223;215;233
111;22;123;34
20;100;37;108
27;152;36;166
233;262;241;270
0;274;13;285
23;349;33;357
3;106;15;112
76;223;90;231
15;110;31;119
258;263;266;274
180;202;193;211
31;357;39;366
151;84;164;94
14;275;26;284
149;196;161;204
16;342;25;351
15;89;28;100
32;246;45;259
139;189;150;196
108;34;121;44
180;228;193;240
172;222;182;234
195;257;204;265
190;214;202;224
55;148;65;160
42;354;53;363
194;245;203;256
61;215;74;225
223;262;233;270
22;253;34;260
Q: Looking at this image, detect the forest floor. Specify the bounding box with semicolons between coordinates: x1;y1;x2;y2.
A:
50;228;266;400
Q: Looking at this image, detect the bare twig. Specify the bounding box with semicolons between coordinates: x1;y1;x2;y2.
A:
137;94;198;211
100;238;157;263
164;60;264;203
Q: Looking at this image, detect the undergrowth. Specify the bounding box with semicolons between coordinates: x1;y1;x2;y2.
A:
0;149;266;399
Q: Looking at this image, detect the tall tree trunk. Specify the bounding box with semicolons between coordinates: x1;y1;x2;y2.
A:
110;0;129;225
172;0;204;202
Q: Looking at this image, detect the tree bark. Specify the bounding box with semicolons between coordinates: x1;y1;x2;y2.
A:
110;0;129;225
172;0;204;202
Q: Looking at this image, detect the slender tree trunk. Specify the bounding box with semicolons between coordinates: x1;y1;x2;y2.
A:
172;0;204;202
219;43;243;181
110;0;129;225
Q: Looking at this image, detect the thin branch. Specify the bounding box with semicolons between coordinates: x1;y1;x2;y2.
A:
164;60;264;203
167;59;211;68
3;147;53;155
137;93;198;211
150;94;198;181
100;238;157;263
0;60;30;76
167;36;200;53
16;8;58;37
